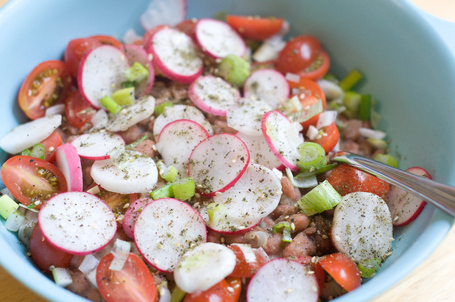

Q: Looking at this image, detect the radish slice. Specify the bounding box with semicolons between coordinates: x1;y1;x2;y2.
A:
90;151;158;194
195;19;246;59
91;110;108;130
387;167;431;227
188;76;240;116
78;45;130;108
55;143;83;192
38;192;117;255
261;110;304;171
122;198;149;238
71;132;125;160
0;114;62;154
140;0;186;30
156;119;209;177
247;258;319;302
134;198;206;272
244;69;290;109
106;95;155;132
147;27;202;84
200;163;281;234
235;132;283;170
331;192;393;262
174;242;236;293
188;133;250;196
124;44;155;97
153;104;213;138
226;99;272;136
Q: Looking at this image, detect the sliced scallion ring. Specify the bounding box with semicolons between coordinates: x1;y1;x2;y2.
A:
272;221;292;243
358;258;381;278
297;142;326;172
298;180;341;216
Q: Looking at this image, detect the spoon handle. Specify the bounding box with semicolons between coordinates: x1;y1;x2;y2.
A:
331;152;455;217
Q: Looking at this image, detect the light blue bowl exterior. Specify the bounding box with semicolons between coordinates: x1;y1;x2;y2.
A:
0;1;454;301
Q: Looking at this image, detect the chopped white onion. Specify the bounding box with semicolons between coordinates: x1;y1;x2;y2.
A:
232;243;257;263
158;283;171;302
359;128;386;139
246;231;268;248
255;247;270;262
109;239;132;271
45;104;65;117
272;168;283;180
24;208;39;222
18;220;36;248
306;125;319;140
86;185;101;195
86;269;98;288
122;28;143;44
78;254;99;275
317;110;338;129
252;35;285;62
317;79;344;99
52;267;73;287
91;109;108;130
285;72;300;83
4;210;25;232
285;168;318;189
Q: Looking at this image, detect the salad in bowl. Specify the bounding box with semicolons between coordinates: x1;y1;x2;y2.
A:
0;0;454;301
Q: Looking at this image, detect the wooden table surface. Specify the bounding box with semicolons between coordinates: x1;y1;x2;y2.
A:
1;0;455;301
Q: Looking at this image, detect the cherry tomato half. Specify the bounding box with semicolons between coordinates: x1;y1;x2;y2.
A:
94;185;139;216
327;163;390;200
18;60;73;120
64;37;102;79
64;90;96;129
228;244;267;278
318;253;361;292
90;35;124;49
184;277;241;302
310;122;340;153
40;131;62;163
29;223;73;273
0;155;67;207
226;15;284;41
96;253;157;302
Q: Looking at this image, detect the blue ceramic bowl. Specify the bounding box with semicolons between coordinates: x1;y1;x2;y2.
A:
0;0;454;301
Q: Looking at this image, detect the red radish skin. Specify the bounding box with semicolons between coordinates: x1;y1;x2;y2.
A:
140;0;187;30
156;119;209;177
261;110;303;171
387;167;432;227
122;198;150;238
78;45;130;108
147;27;203;84
195;19;246;59
247;258;319;302
123;44;155;97
244;69;290;109
38;192;117;255
188;76;240;116
70;132;125;160
188;133;250;197
55;143;83;192
134;198;207;272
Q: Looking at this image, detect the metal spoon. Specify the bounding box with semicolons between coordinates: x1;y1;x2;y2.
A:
331;152;455;217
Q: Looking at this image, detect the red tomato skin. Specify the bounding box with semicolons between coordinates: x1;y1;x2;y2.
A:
40;131;62;162
29;224;73;273
311;122;340;153
288;77;326;105
184;277;241;302
64;37;101;79
0;156;67;207
18;60;73;120
90;35;123;49
64;90;96;129
227;245;267;278
276;36;322;73
327;163;390;200
318;253;361;292
226;15;284;40
96;253;157;302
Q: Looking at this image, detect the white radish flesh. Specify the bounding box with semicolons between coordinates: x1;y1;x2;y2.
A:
71;132;125;160
174;242;236;293
244;69;290;109
38;192;117;255
153;104;213;138
235;132;283;170
203;163;281;234
90;150;158;194
140;0;186;30
0;114;62;154
55;143;83;192
247;258;319;302
123;44;155;97
188;76;240;116
122;198;149;238
106;95;155;132
78;45;130;108
134;198;207;272
147;27;202;84
261;110;303;171
387;167;431;227
156;119;209;177
226;98;272;136
331;192;393;262
195;19;246;59
188;133;250;196
91;110;108;130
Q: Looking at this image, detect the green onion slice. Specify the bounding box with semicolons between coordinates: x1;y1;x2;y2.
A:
207;203;226;227
359;94;371;121
0;194;19;219
342;91;361;118
171;177;195;201
124;62;149;83
339;69;364;91
217;54;250;87
126;135;148;150
285;167;318;189
367;138;388;150
154;101;173;116
297;142;326;172
358;258;381;278
101;95;122;115
294;163;338;178
373;153;399;168
170;285;186;302
156;161;178;182
298;180;342;216
112;87;135;106
21;143;45;160
150;183;174;200
273;221;293;243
